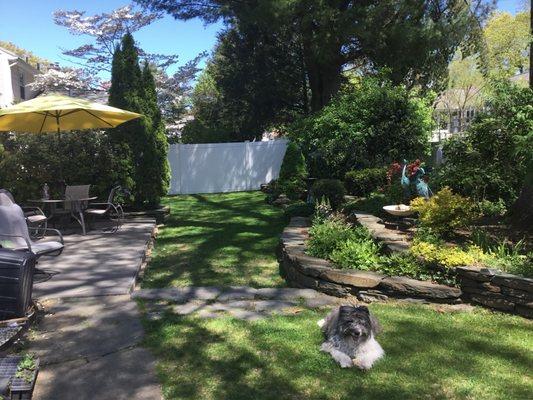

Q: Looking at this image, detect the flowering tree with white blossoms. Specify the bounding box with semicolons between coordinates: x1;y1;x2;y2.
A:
53;4;166;72
53;4;203;121
28;67;101;95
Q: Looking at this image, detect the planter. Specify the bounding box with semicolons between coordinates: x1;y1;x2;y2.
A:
278;217;461;303
0;356;39;400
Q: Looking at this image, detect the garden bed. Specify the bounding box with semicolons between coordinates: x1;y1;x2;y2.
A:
278;217;533;318
277;217;461;303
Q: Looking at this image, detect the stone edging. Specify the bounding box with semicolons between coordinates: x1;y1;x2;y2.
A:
277;217;461;303
457;267;532;319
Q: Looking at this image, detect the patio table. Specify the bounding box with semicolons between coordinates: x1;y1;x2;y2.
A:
28;197;97;235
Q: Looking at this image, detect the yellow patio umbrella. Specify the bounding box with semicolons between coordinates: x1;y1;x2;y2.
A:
0;93;142;133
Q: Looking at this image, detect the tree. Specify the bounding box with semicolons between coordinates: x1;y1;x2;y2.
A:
483;11;530;77
108;32;169;207
0;41;51;66
434;80;532;219
435;50;486;132
54;4;204;122
182;24;307;142
288;77;433;179
136;0;493;111
28;67;101;95
53;5;164;73
152;52;205;123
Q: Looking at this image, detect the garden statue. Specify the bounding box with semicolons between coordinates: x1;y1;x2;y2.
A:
400;159;432;199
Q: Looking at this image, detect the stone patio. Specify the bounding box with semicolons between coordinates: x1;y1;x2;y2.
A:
27;219;162;400
33;219;156;299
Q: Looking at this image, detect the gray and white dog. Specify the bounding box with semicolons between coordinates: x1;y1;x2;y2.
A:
318;305;384;370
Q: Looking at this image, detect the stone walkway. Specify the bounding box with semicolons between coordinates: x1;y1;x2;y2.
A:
27;219;346;399
133;287;342;321
30;296;161;400
354;212;411;253
27;219;162;400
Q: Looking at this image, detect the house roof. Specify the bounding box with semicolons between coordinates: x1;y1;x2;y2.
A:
0;46;41;74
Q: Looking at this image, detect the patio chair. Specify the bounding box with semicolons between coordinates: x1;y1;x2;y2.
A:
0;189;48;237
51;184;92;234
84;186;125;233
0;193;64;258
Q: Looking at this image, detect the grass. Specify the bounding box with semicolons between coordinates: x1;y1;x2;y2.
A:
143;303;533;400
143;191;286;288
143;192;532;399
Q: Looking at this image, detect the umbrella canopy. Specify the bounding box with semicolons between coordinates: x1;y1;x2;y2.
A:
0;94;142;133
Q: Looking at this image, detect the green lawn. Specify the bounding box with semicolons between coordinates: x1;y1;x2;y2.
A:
143;192;532;400
143;303;532;400
143;192;286;288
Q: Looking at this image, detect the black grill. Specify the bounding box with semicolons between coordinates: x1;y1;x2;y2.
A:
0;249;36;320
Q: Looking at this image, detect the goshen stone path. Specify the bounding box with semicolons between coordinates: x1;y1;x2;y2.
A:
133;287;343;321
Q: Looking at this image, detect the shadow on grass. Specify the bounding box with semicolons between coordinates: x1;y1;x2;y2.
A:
143;306;533;400
143;192;287;288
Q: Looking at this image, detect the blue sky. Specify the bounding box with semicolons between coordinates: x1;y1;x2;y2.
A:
0;0;526;79
0;0;223;76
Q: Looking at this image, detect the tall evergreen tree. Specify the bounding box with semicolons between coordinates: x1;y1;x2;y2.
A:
108;32;169;207
138;62;170;205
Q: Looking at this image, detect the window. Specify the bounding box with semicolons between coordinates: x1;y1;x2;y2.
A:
19;74;25;100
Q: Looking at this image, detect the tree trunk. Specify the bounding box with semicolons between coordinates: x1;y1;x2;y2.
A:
306;57;343;112
511;167;533;229
530;0;532;89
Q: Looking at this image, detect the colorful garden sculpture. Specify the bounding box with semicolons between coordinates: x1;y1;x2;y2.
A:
400;159;432;199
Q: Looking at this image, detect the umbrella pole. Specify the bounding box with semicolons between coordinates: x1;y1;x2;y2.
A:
56;113;63;182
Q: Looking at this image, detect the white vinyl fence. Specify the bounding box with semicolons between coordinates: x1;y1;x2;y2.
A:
167;139;288;194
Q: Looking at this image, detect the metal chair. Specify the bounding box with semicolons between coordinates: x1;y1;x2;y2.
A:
0;192;64;258
0;189;48;238
84;186;125;233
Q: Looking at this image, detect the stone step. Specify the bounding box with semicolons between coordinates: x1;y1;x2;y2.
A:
143;296;341;321
132;286;336;303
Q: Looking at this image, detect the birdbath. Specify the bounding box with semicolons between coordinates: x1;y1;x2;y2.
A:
382;204;415;217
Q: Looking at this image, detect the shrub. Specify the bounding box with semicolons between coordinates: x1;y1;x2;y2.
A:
410;187;477;236
0;131;130;202
274;142;308;201
312;179;346;209
433;80;531;206
307;216;354;259
343;192;389;217
380;254;429;279
477;199;507;218
410;241;486;269
284;201;314;218
288;76;432;178
313;196;334;223
279;178;307;201
344;168;387;197
279;142;307;182
330;235;382;270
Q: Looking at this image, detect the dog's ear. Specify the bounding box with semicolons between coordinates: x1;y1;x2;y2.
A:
356;305;369;313
369;313;382;336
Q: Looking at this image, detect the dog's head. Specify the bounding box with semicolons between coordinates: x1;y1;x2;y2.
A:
337;305;380;340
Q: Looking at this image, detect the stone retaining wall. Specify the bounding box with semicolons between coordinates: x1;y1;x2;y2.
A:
278;217;532;318
277;217;462;303
457;267;533;319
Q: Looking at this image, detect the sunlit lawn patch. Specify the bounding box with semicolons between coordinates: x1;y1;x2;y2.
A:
143;303;533;400
143;192;286;288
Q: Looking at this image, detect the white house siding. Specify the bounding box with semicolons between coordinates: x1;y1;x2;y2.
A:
0;47;40;108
